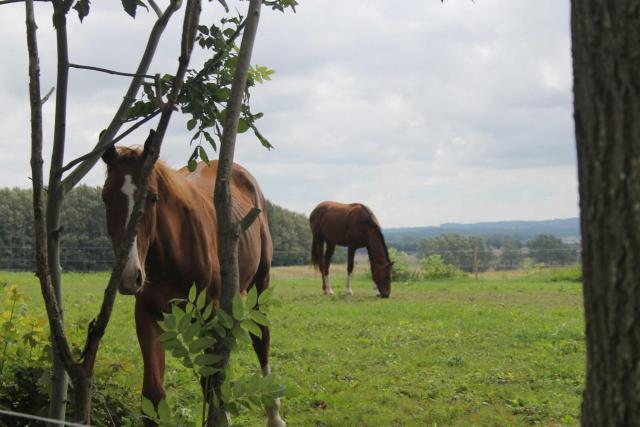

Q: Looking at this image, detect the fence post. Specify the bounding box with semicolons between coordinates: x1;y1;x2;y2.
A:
473;247;478;280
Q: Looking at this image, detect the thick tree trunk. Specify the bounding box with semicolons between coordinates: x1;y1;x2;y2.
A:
571;1;640;425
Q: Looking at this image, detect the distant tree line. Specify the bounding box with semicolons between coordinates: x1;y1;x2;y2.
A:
0;187;315;271
411;233;580;272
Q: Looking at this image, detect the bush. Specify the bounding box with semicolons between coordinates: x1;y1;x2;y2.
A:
420;255;465;280
0;283;139;426
389;248;413;281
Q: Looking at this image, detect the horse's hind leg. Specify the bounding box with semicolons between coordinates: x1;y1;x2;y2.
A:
322;243;335;295
346;247;355;295
251;263;286;427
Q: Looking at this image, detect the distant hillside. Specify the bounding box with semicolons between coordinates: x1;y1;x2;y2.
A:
384;218;580;253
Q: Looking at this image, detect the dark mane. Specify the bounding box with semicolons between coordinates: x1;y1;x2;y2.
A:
358;203;390;262
112;147;194;207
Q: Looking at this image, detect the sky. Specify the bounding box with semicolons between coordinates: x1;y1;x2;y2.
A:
0;0;577;228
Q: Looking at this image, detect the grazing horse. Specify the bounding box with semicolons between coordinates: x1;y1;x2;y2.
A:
101;131;285;427
309;201;392;298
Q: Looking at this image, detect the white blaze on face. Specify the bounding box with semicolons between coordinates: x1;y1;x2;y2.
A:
121;174;143;292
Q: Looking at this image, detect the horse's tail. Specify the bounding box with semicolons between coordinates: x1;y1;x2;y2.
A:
310;232;324;271
309;206;324;270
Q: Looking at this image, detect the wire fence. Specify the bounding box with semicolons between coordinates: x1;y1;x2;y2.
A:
0;245;582;273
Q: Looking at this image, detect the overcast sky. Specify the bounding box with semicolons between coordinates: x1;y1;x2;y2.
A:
0;0;576;228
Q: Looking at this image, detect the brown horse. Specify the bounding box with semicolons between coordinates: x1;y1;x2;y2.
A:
309;201;392;298
101;131;285;427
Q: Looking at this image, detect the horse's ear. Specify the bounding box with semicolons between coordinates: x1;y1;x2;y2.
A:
141;129;156;159
100;131;118;164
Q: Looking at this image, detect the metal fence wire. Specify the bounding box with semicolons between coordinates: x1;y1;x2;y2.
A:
0;246;581;273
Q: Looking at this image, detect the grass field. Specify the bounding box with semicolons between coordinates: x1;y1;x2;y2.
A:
0;266;584;426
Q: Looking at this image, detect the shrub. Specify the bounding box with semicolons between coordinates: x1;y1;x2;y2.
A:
388;248;413;281
0;283;139;426
420;255;465;280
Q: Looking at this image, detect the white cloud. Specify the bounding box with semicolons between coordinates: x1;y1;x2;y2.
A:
0;0;577;227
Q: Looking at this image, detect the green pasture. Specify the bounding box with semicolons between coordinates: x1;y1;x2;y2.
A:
0;266;584;426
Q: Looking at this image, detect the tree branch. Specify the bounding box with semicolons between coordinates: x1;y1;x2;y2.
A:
41;86;54;104
240;207;261;232
0;0;49;5
25;0;77;388
69;62;156;79
60;0;183;194
79;0;202;383
147;0;162;17
58;109;161;175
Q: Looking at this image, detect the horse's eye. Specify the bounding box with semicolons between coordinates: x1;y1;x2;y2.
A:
149;193;159;203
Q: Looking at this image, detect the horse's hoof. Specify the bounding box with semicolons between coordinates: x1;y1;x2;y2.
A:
266;415;287;427
346;290;353;296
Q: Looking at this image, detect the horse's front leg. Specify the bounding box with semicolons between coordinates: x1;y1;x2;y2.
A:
135;298;166;427
251;324;286;427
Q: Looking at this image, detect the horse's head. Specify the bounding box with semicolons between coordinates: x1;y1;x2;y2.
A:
101;130;159;295
372;262;392;298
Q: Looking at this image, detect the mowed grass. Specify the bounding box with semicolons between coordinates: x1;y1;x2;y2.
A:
0;266;584;426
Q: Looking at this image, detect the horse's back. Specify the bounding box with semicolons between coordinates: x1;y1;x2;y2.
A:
310;201;372;247
182;160;272;289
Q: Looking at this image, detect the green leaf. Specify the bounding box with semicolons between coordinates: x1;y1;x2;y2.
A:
171;305;185;324
73;0;91;22
198;25;209;35
241;319;262;338
232;324;252;344
196;289;207;311
232;293;244;320
203;131;217;152
182;321;201;343
258;287;275;305
245;287;258;310
189;336;215;353
171;346;188;358
188;285;197;303
199;146;210;165
177;311;192;332
163;314;176;330
141;396;157;419
188;159;198;172
199;366;219;377
187;118;197;131
202;303;214;321
157;331;178;343
249;310;271;327
194;353;223;366
213;88;231;102
157;399;171;421
237;119;250;133
217;309;234;329
121;0;137;18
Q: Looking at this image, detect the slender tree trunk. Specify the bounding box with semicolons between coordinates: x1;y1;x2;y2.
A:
210;1;262;425
571;1;640;425
47;1;72;422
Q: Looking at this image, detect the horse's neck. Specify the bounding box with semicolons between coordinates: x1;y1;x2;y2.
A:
366;231;388;266
150;187;215;279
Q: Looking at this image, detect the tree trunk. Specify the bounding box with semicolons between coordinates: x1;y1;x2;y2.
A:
47;2;72;422
571;1;640;425
210;1;262;425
